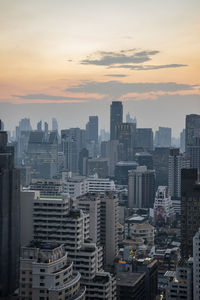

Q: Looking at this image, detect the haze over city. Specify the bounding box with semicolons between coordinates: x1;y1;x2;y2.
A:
0;0;200;135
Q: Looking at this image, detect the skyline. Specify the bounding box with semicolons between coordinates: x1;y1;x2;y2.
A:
0;0;200;135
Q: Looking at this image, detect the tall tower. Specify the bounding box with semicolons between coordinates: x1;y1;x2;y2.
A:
110;101;123;140
185;114;200;170
86;115;98;143
0;123;20;297
181;168;200;258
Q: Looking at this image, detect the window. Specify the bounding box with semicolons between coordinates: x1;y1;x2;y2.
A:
40;283;45;287
40;269;45;273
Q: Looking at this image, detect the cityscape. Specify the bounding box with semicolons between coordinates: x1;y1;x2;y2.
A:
0;1;200;300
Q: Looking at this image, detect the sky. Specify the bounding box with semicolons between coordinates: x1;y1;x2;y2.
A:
0;0;200;136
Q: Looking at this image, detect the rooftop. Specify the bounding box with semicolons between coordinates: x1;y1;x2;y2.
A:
117;272;145;287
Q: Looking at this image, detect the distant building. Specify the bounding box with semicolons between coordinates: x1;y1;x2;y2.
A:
136;128;153;152
62;172;88;198
30;178;63;196
130;223;155;250
128;166;155;208
110;101;123;140
86;116;98;143
37;120;42;131
115;123;136;161
126;112;137;124
181;168;200;258
168;148;190;198
87;174;115;193
152;147;169;187
180;128;185;153
155;127;171;147
135;152;153;169
154;186;174;223
52;117;58;131
87;157;109;178
185;114;200;169
115;161;139;185
193;228;200;300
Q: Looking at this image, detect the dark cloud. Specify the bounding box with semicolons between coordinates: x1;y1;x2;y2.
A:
109;63;188;70
13;93;90;101
104;74;128;78
66;80;196;97
81;49;159;66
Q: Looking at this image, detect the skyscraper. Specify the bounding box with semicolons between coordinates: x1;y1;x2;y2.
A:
155;127;171;147
52;117;58;131
110;101;123;140
185;114;200;169
0;123;20;297
128;166;155;208
181;168;200;259
168;148;190;199
86;115;98;143
180;128;185;153
37;120;42;131
115;122;136;161
136;128;153;152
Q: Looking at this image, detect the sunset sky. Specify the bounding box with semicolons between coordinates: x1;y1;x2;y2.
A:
0;0;200;136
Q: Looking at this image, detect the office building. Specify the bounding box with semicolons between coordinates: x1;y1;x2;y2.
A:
115;123;136;161
130;223;155;250
61;128;86;174
0;126;20;297
30;178;63;196
86;116;98;143
52;117;58;131
155;127;171;147
185;114;200;169
135;152;153;170
19;118;32;132
136;128;153;152
181;168;200;258
168;148;190;198
128;166;155;208
19;242;86;300
126;112;137;124
102;140;122;177
26;131;58;179
180;129;185;153
152;147;169;187
115;161;139;185
37;120;42;131
87;174;115;193
62;172;88;198
87;157;109;178
110;101;123;140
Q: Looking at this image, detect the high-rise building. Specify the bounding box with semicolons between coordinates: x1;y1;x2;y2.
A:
115;123;136;161
128;166;155;208
181;168;200;259
37;120;42;131
136;128;153;152
86;116;98;143
26;131;58;179
126;112;137;124
180;129;185;153
19;242;86;300
185;114;200;169
168;148;190;199
19;118;32;132
0;125;20;297
135;152;153;170
153;147;169;187
193;228;200;300
61;128;86;174
101;140;122;177
154;186;174;223
32;194;116;299
52;117;58;131
155;127;171;147
110;101;123;140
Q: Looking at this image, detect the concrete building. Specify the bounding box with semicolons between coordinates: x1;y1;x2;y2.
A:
115;123;136;161
77;193;101;245
0;127;20;297
101;140;122;177
180;128;185;153
154;186;174;223
19;242;86;300
135;152;153;170
136;128;153;152
32;194;116;299
152;147;169;187
115;161;139;185
128;166;155;208
130;223;154;251
86;116;98;143
87;174;115;193
62;172;88;198
165;259;192;300
100;192;119;267
168;148;190;199
30;178;62;196
110;101;123;140
181;168;200;259
185;114;200;169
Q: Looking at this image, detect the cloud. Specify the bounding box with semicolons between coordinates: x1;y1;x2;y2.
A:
104;74;128;77
109;63;188;70
66;80;196;97
81;49;159;66
12;93;90;101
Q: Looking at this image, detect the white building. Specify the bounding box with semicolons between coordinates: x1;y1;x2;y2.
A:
62;172;88;198
20;243;86;300
130;223;154;250
154;186;174;222
193;228;200;300
31;193;116;299
87;174;115;193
